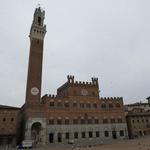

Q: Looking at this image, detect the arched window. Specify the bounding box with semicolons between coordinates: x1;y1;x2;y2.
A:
80;103;84;108
94;119;99;124
49;119;54;125
86;103;91;108
64;102;69;108
88;119;92;124
57;102;62;107
73;102;77;108
57;119;62;125
74;90;77;95
73;119;78;124
38;17;41;25
109;103;113;108
103;119;108;123
101;103;106;109
65;119;69;124
93;103;97;108
110;119;115;123
92;91;95;96
116;103;121;108
118;118;123;123
50;101;54;107
81;119;85;124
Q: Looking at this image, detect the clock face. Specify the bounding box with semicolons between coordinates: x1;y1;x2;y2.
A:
81;89;88;96
30;87;39;96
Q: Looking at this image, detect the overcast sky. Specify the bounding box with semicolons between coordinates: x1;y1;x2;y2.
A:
0;0;150;107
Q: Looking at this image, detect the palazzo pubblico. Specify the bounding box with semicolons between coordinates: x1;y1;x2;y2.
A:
0;7;128;146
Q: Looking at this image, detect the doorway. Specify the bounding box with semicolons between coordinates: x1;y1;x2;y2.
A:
31;122;42;144
49;133;54;143
112;131;117;139
58;133;62;142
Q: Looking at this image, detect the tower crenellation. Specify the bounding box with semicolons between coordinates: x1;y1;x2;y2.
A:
66;75;99;87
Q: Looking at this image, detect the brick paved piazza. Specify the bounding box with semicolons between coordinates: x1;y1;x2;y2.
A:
1;136;150;150
32;136;150;150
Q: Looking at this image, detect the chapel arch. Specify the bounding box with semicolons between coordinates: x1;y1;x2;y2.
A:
31;122;42;144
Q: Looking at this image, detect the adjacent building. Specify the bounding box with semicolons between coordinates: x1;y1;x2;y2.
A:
125;98;150;138
0;105;20;146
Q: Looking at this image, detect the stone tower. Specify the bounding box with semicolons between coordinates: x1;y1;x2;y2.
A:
25;7;46;104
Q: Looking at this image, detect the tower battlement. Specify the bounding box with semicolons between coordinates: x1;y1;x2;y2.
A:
57;75;99;97
66;75;98;87
100;97;123;103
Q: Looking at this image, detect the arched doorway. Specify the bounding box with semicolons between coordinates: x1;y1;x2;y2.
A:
31;122;42;144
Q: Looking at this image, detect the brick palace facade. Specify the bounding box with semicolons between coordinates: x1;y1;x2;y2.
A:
0;7;128;147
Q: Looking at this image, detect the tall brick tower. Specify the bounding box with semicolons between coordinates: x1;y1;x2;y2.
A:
25;7;46;104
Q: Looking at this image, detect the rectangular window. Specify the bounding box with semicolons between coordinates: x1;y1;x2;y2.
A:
120;130;124;136
81;132;86;138
104;131;109;137
96;131;100;137
65;132;69;139
89;132;93;138
74;132;78;139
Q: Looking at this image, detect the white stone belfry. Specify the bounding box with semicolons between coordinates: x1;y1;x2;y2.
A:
29;7;46;40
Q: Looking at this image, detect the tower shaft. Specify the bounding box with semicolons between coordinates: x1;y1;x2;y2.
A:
25;7;46;104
